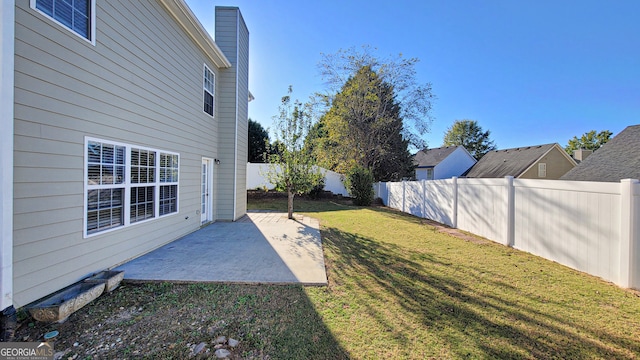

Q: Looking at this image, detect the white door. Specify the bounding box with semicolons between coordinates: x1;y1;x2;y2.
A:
201;158;213;223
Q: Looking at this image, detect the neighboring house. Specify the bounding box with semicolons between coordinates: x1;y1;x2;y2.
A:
464;143;576;179
413;146;477;180
0;0;249;318
561;125;640;182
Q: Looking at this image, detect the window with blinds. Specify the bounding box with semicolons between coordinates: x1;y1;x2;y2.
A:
85;139;179;237
32;0;94;42
203;65;215;117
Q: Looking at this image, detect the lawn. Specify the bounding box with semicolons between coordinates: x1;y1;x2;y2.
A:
17;198;640;359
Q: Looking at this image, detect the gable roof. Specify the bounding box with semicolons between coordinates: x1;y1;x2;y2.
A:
413;146;462;167
560;125;640;182
464;143;558;178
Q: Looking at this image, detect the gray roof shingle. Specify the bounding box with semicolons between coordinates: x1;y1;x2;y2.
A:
560;125;640;182
464;143;556;178
413;146;460;167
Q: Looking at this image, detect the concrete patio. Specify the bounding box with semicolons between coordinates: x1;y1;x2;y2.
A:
115;211;327;285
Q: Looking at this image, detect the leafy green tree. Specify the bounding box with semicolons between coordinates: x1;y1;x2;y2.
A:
266;87;323;219
443;119;497;159
248;118;269;163
564;130;613;154
317;46;435;151
311;65;414;181
303;117;329;160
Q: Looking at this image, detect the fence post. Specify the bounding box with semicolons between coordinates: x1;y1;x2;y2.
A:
452;177;458;228
402;180;406;213
506;176;515;247
620;179;639;288
422;179;427;218
385;182;389;206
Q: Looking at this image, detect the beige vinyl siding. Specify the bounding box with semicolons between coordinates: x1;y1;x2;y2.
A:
13;0;221;306
520;147;576;180
215;8;241;220
234;12;249;218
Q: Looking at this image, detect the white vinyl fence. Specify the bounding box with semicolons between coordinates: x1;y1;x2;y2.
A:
375;177;640;290
247;163;349;197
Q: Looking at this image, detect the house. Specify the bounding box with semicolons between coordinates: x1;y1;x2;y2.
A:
0;0;249;323
561;125;640;182
463;143;576;179
413;146;477;180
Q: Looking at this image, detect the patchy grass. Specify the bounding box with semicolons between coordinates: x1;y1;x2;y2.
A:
17;283;347;359
17;198;640;359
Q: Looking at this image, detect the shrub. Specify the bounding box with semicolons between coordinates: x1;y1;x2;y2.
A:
306;179;325;200
347;166;374;206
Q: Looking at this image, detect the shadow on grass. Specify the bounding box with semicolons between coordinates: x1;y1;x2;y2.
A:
321;224;640;359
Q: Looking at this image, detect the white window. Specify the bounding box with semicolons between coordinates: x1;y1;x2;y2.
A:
426;168;434;180
86;141;125;234
538;163;547;178
130;148;156;223
203;65;215;117
85;138;179;237
31;0;96;44
159;153;179;215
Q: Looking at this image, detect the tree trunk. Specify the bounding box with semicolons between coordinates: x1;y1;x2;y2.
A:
287;190;294;219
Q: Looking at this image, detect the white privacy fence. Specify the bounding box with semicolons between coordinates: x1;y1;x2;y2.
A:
375;177;640;289
247;163;349;197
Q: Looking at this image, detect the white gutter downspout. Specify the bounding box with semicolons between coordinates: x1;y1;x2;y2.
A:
0;0;16;341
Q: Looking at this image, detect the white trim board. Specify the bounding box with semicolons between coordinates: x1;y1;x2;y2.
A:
1;0;15;311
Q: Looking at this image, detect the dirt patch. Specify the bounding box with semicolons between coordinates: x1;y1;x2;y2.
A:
15;283;269;359
421;219;491;245
374;205;491;244
14;282;342;359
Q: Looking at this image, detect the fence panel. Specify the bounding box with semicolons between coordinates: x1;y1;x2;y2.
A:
405;181;424;218
375;177;640;290
323;168;349;196
514;180;622;283
424;179;455;227
246;163;349;196
457;178;507;243
247;163;276;190
374;182;388;204
387;182;404;211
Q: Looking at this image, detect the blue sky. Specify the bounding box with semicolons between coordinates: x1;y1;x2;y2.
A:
185;0;640;150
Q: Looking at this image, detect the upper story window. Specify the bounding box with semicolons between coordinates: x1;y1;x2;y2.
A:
203;65;215;117
31;0;95;44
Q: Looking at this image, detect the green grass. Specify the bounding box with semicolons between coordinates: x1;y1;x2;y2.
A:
18;198;640;359
251;198;640;359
